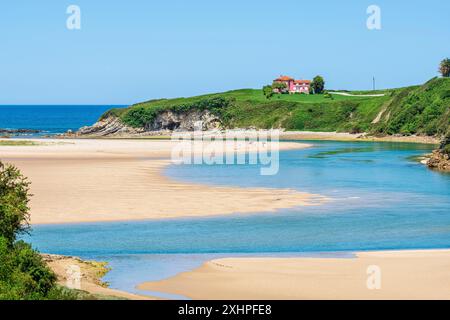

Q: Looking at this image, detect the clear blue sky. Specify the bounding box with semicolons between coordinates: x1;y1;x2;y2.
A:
1;0;449;104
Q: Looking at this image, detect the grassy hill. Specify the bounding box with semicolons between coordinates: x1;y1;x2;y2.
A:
103;77;450;137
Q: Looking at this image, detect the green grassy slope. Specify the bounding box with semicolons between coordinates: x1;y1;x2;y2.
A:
104;77;450;136
222;92;390;132
372;78;450;136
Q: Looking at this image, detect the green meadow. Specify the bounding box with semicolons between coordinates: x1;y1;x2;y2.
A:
103;77;450;137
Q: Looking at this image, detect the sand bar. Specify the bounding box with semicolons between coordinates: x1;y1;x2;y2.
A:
139;249;450;300
0;139;321;224
43;254;154;300
280;131;440;144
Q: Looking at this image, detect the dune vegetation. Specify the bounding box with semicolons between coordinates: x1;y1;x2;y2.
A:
0;140;39;146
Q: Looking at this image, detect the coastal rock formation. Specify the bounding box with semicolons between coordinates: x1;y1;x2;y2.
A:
427;150;450;171
0;128;41;135
146;109;221;131
74;109;221;137
75;116;145;137
426;134;450;171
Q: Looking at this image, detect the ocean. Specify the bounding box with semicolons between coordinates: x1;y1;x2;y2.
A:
0;105;125;136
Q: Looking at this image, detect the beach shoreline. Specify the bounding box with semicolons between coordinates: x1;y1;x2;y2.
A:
51;130;441;145
0;138;323;225
43;254;155;300
47;129;441;145
280;131;440;144
138;249;450;300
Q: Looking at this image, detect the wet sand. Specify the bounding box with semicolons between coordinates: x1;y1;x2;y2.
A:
280;131;440;144
0;139;321;224
139;249;450;300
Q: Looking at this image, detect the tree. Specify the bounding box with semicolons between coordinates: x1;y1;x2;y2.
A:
440;132;450;155
0;161;65;300
0;239;57;299
0;162;31;246
439;58;450;77
272;82;288;93
0;162;81;300
262;85;274;99
311;76;325;94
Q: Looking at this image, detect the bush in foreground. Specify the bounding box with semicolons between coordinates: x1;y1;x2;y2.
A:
0;161;79;300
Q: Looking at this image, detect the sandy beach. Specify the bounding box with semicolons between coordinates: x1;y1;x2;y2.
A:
280;131;440;144
139;249;450;300
42;254;153;300
0;138;321;224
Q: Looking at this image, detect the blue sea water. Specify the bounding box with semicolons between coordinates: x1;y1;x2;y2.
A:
23;139;450;297
0;105;125;136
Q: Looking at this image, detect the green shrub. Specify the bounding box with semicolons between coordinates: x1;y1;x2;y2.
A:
0;162;79;300
262;85;274;99
350;125;363;134
0;162;31;246
440;90;450;99
443;144;450;155
122;106;159;128
376;78;449;136
440;133;450;155
0;237;57;300
120;97;232;128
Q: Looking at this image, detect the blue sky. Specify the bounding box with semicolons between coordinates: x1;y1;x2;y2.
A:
0;0;449;104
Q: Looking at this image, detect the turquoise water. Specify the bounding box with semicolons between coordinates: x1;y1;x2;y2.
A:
0;105;125;136
25;141;450;296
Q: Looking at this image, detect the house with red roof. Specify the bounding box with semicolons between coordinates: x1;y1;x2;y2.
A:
273;75;311;94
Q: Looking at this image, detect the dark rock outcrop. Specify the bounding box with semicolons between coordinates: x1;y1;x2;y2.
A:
427;150;450;171
426;133;450;171
0;128;41;134
74;109;222;137
75;116;144;137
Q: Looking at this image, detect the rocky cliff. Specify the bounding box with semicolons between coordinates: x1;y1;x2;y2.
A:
73;109;221;137
145;109;221;131
75;115;144;137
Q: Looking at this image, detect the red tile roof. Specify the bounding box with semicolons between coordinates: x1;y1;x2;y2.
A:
294;80;311;84
274;75;294;81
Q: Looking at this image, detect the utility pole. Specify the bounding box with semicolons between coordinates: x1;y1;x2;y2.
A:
373;76;376;91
